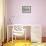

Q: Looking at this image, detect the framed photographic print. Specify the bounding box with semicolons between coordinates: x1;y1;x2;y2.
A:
22;6;31;13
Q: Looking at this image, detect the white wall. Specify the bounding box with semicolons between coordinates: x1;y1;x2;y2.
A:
0;0;4;42
7;0;46;37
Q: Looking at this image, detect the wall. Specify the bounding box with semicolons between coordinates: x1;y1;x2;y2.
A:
7;0;46;37
0;0;4;42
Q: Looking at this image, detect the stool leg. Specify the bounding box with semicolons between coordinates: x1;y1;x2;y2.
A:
7;27;8;43
25;31;26;42
12;30;13;43
25;30;26;46
15;35;16;42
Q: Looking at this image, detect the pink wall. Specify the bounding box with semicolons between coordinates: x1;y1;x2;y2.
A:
6;0;46;37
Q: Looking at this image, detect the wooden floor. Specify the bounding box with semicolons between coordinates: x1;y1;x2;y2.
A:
2;37;46;46
3;40;31;46
3;40;46;46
